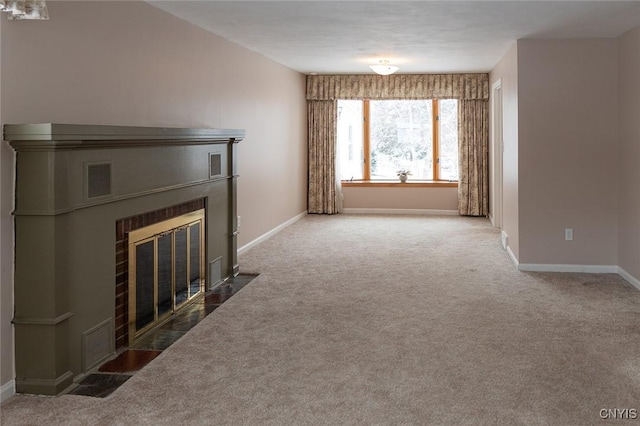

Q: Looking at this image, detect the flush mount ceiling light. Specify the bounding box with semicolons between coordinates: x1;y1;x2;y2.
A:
369;59;399;76
0;0;49;20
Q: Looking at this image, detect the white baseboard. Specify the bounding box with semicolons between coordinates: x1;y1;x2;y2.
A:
503;247;640;291
518;263;619;273
488;213;495;227
238;211;307;255
617;267;640;291
1;379;15;403
506;245;519;268
342;208;458;216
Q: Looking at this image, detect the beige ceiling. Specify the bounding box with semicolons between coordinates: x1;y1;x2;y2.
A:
149;1;640;74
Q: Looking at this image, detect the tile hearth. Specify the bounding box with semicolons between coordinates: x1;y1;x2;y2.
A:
70;274;257;398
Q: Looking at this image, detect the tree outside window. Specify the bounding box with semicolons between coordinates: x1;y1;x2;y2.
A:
337;99;458;182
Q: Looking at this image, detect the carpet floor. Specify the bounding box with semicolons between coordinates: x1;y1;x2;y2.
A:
2;214;640;425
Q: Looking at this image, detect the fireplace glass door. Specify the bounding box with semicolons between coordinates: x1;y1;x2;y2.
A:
128;209;205;343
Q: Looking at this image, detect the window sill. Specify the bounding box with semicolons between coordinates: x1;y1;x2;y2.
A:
341;180;458;188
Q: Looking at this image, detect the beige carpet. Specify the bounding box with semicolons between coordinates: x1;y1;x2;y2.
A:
2;214;640;425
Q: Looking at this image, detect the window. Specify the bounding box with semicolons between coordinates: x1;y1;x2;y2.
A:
337;99;458;182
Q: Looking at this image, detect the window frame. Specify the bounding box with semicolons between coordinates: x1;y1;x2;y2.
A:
341;99;458;187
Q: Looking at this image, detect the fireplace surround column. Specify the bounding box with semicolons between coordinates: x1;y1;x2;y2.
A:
5;124;244;395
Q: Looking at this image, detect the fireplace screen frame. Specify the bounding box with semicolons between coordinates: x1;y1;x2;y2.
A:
127;208;206;343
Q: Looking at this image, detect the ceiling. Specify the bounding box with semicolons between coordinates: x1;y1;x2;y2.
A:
149;1;640;74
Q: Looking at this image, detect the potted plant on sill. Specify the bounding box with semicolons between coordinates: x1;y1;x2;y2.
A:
397;169;411;183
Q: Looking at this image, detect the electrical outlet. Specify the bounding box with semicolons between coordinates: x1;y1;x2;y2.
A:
565;228;573;241
237;216;241;227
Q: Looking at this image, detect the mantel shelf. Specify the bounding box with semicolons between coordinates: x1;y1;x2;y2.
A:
4;123;245;150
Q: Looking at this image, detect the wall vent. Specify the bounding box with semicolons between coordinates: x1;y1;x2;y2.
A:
209;153;222;178
208;257;223;290
86;162;112;199
82;319;114;371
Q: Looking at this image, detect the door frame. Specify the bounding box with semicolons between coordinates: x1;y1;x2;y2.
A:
490;79;503;229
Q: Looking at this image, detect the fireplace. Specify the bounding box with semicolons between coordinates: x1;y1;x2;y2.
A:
117;202;208;348
5;124;244;395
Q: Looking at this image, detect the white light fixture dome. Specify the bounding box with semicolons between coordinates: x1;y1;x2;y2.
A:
0;0;49;20
369;59;399;76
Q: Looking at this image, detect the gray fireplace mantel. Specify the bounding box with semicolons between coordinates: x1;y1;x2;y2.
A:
5;123;245;143
5;123;244;395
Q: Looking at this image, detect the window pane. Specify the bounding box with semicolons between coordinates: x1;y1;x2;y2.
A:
135;241;155;331
157;234;172;317
174;228;188;307
439;99;459;181
370;100;433;180
337;100;363;180
189;223;201;298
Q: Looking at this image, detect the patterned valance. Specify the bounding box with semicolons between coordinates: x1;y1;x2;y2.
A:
306;73;489;101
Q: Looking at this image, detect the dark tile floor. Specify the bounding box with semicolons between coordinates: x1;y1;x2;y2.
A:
70;274;257;398
69;374;132;398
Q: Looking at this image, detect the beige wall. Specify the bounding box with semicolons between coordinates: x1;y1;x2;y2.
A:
1;1;307;245
0;16;15;395
489;43;519;259
0;1;306;394
516;39;618;266
618;26;640;278
342;187;458;211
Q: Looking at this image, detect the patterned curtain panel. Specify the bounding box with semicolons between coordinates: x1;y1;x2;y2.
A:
306;74;489;100
458;99;489;216
308;100;341;214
